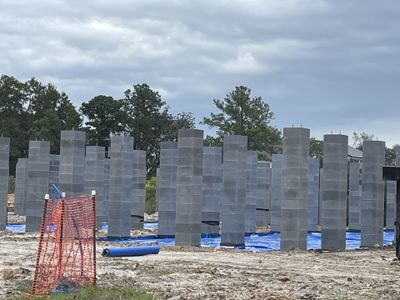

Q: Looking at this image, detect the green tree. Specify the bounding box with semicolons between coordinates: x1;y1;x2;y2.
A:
80;95;126;146
165;112;196;141
29;111;62;154
122;84;173;177
0;75;83;174
202;86;281;160
0;75;30;174
25;78;82;153
385;145;398;166
310;137;323;166
145;177;157;214
352;132;375;150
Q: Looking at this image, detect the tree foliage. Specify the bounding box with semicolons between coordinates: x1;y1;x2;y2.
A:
202;86;281;160
81;84;195;177
352;132;375;150
0;75;82;174
80;95;125;146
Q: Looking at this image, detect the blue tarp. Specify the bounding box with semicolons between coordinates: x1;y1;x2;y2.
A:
6;223;394;252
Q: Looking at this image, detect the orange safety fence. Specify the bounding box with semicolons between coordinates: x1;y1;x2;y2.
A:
32;193;96;295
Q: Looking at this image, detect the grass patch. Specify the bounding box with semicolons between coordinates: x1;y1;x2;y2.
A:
16;286;158;300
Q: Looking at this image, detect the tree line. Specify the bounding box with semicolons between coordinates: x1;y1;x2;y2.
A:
3;74;393;178
0;75;281;177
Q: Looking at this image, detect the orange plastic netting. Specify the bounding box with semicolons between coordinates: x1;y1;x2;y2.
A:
32;194;96;295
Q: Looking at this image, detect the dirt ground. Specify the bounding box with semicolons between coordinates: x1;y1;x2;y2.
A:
1;230;400;300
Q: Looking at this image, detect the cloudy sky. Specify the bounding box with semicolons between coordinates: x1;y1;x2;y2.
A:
1;0;399;145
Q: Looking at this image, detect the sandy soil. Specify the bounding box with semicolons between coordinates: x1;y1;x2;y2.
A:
1;230;400;300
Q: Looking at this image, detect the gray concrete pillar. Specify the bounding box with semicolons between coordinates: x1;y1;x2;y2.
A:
157;142;177;236
132;150;146;230
49;155;60;185
386;146;400;230
202;146;222;235
386;181;396;230
108;135;134;237
256;161;271;228
14;158;28;216
26;141;50;232
0;137;9;230
361;140;385;247
220;135;247;247
308;157;320;231
270;154;282;232
245;150;258;234
175;129;203;246
348;162;362;230
280;127;310;251
59;130;86;199
85;146;106;229
320;134;348;250
103;159;110;224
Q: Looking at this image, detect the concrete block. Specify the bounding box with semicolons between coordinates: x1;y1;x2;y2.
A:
270;154;282;231
280;128;309;251
220;135;247;247
361;140;385;247
14;158;27;216
175;129;203;246
157;142;177;236
320;134;348;250
244;151;258;234
26;141;49;232
202;147;222;235
256;161;271;227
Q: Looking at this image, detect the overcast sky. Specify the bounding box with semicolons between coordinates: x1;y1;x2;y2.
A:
1;0;399;145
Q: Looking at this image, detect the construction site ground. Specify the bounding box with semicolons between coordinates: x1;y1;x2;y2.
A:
1;226;400;300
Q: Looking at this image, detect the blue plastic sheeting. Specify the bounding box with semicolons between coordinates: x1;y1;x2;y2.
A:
7;223;395;251
102;246;160;257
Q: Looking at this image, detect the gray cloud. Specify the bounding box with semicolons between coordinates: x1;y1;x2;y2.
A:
1;0;399;145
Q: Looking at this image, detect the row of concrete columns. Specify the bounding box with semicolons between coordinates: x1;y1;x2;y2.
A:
11;130;147;236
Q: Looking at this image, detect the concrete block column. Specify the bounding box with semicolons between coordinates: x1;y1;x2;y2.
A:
308;157;320;231
386;181;396;230
245;151;258;234
103;159;110;223
361;140;385;247
49;155;60;185
59;130;86;199
320;134;348;250
26;141;50;232
256;161;271;227
386;146;400;230
0;137;9;230
280;127;310;251
220;135;247;247
85;146;106;229
202;146;222;235
270;154;282;232
108;136;133;237
108;135;134;237
14;158;28;216
348;162;362;230
157;142;177;236
175;129;204;247
132;150;146;230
